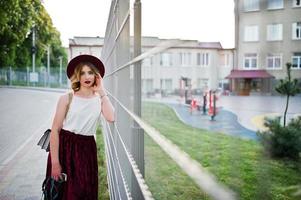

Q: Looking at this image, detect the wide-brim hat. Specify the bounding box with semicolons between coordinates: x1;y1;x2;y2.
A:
66;54;105;79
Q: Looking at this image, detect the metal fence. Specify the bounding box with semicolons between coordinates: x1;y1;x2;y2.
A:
101;1;236;200
0;67;69;88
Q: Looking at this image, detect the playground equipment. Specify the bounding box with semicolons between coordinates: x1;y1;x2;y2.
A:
208;90;218;120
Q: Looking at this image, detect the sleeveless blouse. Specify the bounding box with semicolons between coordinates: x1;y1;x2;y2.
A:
62;94;102;136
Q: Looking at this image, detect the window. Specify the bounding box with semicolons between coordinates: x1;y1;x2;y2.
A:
218;79;230;90
220;53;230;66
244;0;259;11
292;53;301;69
150;56;154;65
197;53;201;65
142;79;153;94
293;0;301;7
268;0;283;9
244;25;259;41
197;78;208;89
160;79;173;92
244;53;258;69
197;53;209;66
179;52;191;66
160;53;173;66
292;22;301;40
142;58;150;66
266;53;282;69
267;24;283;41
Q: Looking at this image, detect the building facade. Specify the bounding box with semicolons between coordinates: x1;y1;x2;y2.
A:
232;0;301;95
139;37;234;96
68;36;234;96
68;36;104;60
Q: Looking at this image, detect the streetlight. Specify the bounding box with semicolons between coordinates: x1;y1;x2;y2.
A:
30;25;39;86
40;43;51;87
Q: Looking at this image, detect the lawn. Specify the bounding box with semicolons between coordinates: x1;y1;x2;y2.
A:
142;102;301;200
96;128;110;200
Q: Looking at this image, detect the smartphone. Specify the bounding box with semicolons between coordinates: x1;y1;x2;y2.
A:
61;173;67;182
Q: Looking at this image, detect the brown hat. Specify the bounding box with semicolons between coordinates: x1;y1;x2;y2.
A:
66;54;105;79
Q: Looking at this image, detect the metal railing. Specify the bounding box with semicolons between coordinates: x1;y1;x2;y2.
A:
101;0;236;200
0;67;68;88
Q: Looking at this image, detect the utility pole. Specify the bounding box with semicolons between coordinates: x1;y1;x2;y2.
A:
31;26;37;86
32;27;36;73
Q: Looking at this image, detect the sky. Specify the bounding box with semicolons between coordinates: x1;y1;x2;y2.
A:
43;0;235;48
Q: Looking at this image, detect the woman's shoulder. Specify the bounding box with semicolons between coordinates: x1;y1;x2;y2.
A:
58;91;73;105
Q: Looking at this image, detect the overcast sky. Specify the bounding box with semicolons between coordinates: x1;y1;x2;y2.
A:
43;0;235;48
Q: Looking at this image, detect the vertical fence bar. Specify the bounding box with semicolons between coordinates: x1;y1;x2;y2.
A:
132;0;144;178
9;67;12;86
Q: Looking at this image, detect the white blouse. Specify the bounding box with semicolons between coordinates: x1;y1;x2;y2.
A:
62;94;102;136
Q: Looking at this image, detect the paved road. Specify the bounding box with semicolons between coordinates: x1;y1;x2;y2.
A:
0;88;64;199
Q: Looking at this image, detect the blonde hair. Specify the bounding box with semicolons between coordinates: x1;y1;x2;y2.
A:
70;62;100;92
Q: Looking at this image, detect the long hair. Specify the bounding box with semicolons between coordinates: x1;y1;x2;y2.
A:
70;62;100;92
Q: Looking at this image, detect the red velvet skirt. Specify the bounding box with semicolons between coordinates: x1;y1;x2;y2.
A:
46;129;98;200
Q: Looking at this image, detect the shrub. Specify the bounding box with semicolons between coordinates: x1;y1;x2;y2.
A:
258;116;301;160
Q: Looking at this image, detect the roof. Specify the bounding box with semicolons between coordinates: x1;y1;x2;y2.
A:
198;42;222;49
69;37;104;46
226;70;274;79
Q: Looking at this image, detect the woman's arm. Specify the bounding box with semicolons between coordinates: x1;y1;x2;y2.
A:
93;73;115;122
50;94;68;180
98;90;115;122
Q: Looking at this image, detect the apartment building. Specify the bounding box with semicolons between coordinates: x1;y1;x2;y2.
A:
232;0;301;95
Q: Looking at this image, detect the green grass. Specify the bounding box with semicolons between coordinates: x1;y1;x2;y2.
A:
145;134;211;200
96;128;110;200
142;102;301;200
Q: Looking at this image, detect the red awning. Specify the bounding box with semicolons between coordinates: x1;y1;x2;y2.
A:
226;70;274;79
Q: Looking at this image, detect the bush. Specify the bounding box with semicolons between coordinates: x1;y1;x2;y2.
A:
258;116;301;160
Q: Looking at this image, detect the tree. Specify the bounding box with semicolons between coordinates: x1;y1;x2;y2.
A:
0;0;67;69
275;63;300;126
0;0;35;67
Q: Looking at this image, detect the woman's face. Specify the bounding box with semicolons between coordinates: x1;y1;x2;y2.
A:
79;65;96;87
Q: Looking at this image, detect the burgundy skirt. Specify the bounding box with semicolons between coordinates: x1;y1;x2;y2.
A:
46;129;98;200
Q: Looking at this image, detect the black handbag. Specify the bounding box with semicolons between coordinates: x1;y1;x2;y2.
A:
37;92;73;152
37;129;51;152
42;176;65;200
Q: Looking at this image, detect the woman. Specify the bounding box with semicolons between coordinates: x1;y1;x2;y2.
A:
46;54;115;199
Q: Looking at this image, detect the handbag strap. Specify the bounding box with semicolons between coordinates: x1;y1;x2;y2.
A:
64;91;73;119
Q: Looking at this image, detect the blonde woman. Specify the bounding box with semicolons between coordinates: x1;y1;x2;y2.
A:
46;54;114;199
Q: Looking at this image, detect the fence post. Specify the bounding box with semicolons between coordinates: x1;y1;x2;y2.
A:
26;67;29;86
47;45;50;87
9;67;12;86
44;67;47;87
59;56;62;87
133;0;144;178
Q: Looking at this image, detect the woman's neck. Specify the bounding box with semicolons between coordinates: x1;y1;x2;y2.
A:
77;87;95;97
